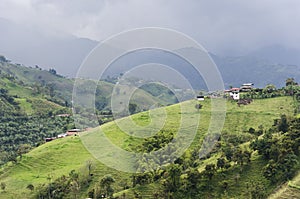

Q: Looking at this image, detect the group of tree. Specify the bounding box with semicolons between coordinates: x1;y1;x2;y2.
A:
33;163;118;199
237;78;300;100
250;114;300;184
0;92;73;166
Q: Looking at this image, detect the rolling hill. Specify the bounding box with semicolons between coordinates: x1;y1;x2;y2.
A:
0;96;297;198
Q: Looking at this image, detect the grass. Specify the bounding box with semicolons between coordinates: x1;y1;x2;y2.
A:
0;78;33;98
269;171;300;199
0;136;131;198
14;98;33;114
0;96;296;198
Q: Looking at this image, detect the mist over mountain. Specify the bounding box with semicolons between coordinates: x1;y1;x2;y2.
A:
0;18;98;77
247;44;300;67
1;18;299;89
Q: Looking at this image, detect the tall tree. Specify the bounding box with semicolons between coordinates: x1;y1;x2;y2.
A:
99;175;115;198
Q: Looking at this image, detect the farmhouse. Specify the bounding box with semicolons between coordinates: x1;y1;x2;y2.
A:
225;88;240;100
196;95;205;101
66;129;81;136
240;83;254;92
57;133;67;138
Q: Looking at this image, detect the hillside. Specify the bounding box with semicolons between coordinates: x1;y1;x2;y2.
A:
0;58;179;109
0;96;297;198
0;58;184;166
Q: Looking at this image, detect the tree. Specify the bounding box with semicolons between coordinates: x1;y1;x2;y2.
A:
217;157;226;170
263;160;278;183
203;164;216;180
49;68;57;75
243;150;252;164
99;175;115;198
129;103;137;115
222;144;234;161
233;147;244;166
26;184;34;191
0;182;6;192
285;78;298;96
286;78;297;87
265;84;276;92
0;55;8;62
248;127;256;134
195;104;203;111
163;164;181;193
70;180;80;199
185;168;201;196
279;153;298;180
248;181;266;199
17;144;31;160
220;180;229;191
278;114;289;133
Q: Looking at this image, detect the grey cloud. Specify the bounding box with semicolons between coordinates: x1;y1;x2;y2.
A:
1;0;300;55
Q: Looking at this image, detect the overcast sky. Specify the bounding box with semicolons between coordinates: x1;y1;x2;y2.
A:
1;0;300;55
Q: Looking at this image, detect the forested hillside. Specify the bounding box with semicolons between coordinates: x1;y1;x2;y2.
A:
0;58;73;166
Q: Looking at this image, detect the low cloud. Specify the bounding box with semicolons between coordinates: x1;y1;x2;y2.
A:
0;0;300;55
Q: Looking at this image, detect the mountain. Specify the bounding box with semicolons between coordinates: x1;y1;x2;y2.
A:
99;47;300;89
247;44;300;67
1;18;299;89
211;52;300;88
0;18;98;77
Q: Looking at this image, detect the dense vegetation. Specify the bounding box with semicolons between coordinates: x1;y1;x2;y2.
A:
0;63;73;166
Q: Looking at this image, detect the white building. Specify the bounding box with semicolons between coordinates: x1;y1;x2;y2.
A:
229;88;240;100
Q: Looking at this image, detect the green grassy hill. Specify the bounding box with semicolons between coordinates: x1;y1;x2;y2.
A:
0;59;179;112
0;96;297;198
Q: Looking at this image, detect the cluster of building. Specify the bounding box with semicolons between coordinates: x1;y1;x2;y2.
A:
224;83;254;100
196;83;255;101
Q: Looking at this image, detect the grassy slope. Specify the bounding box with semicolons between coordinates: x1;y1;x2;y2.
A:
0;79;66;115
0;96;296;198
0;62;68;115
269;172;300;199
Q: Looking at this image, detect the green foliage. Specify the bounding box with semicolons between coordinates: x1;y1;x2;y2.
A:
93;175;115;198
163;164;181;193
0;111;73;165
26;184;34;191
251;117;300;184
286;78;297;87
217;157;226;170
247;181;267;199
0;182;6;192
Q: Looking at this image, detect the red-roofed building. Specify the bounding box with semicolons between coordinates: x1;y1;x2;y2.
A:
225;88;240;100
